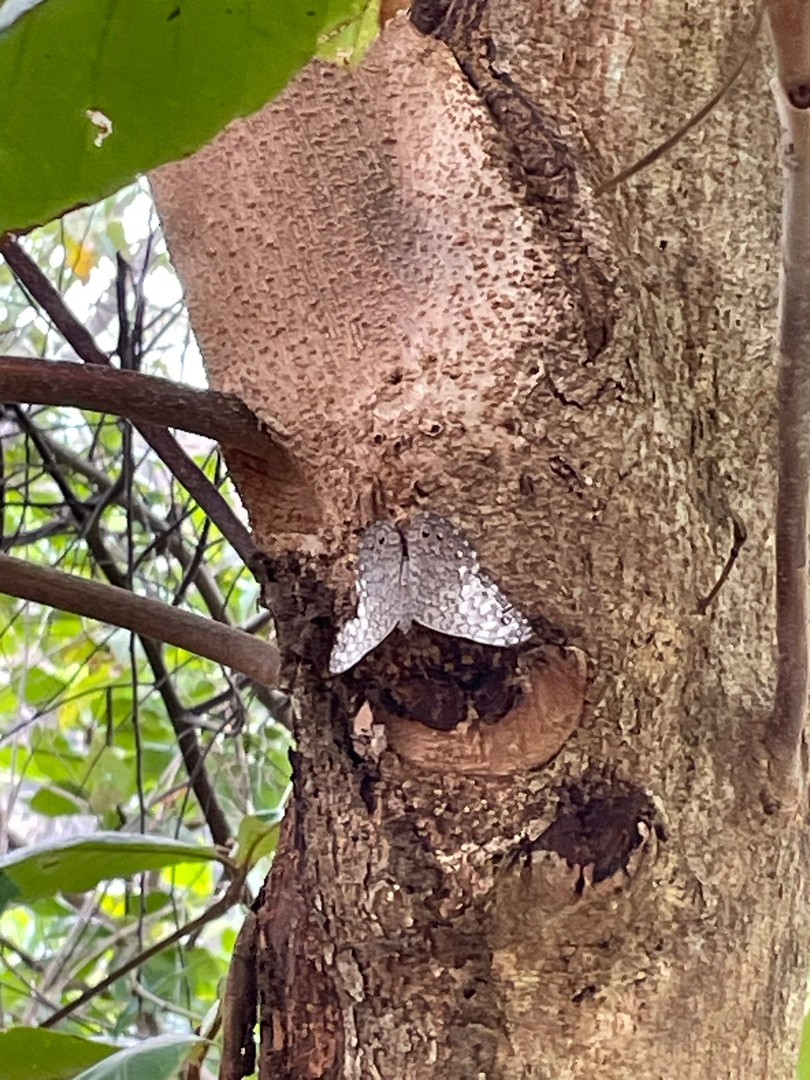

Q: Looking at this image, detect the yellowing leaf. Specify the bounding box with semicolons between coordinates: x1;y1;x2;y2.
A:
64;236;97;281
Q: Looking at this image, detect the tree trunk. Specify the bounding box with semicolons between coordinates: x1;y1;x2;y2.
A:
152;2;810;1076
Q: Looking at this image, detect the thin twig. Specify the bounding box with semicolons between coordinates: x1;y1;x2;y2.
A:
598;4;764;194
0;237;110;367
0;519;75;550
1;541;263;843
2;532;249;846
696;511;747;614
0;429;266;842
172;486;212;608
40;869;245;1029
37;428;230;622
142;430;267;581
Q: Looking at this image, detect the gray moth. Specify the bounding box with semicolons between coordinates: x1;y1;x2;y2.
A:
329;512;533;674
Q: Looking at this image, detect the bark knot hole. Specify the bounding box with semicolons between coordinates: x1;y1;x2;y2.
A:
370;644;586;775
787;82;810;109
529;786;659;884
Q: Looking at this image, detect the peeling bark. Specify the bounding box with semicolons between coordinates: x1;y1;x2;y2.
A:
152;1;810;1076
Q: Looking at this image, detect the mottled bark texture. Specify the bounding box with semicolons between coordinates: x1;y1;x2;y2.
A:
152;1;810;1076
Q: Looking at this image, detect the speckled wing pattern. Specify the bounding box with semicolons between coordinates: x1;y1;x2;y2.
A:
406;512;533;647
328;521;406;674
329;514;532;673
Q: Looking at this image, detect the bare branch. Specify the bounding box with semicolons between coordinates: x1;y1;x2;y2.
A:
0;238;270;579
36;427;230;622
12;410;236;845
0;356;290;466
763;7;810;796
0;553;280;687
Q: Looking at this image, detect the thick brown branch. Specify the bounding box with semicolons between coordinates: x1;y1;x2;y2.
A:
0;356;289;465
764;61;810;796
0;553;280;687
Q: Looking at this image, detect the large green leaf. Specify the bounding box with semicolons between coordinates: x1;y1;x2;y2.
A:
0;1026;117;1080
0;832;222;912
72;1033;202;1080
0;0;365;234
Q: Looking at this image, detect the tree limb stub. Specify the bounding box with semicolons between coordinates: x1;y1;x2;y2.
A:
0;355;291;469
765;43;810;798
0;553;280;687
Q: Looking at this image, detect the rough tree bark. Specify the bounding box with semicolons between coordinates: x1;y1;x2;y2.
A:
152;1;810;1076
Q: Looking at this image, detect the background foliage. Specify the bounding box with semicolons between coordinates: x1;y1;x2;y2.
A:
0;184;291;1078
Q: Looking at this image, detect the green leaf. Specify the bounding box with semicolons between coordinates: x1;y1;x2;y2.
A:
142;943;225;1004
0;682;20;716
28;785;86;817
45;610;86;640
798;1006;810;1080
317;0;380;65
72;1033;203;1080
142;889;172;915
235;813;280;868
0;0;367;234
30;894;77;918
21;667;66;707
24;728;91;787
0;832;222;913
0;1026;116;1080
85;746;133;813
